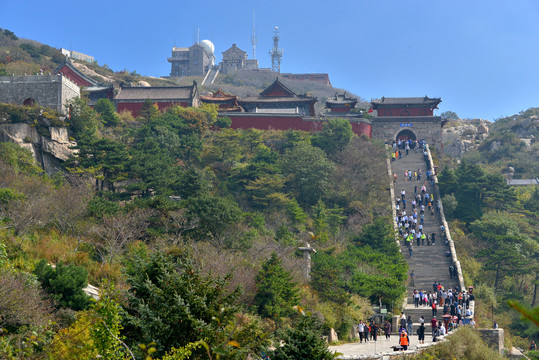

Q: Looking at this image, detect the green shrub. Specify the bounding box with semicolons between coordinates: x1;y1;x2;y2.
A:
34;259;91;310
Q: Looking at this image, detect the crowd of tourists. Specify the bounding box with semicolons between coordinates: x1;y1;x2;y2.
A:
351;139;476;352
395;187;442;257
349;139;474;352
391;138;426;161
410;282;475;315
355;320;392;342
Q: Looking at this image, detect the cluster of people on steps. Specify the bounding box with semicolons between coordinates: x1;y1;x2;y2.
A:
395;186;439;257
391;138;427;162
349;139;478;352
411;282;475;319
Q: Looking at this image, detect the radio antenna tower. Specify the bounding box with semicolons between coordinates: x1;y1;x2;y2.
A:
251;10;257;59
270;26;283;73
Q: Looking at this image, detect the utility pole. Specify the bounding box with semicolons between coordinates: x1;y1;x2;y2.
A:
270;26;283;73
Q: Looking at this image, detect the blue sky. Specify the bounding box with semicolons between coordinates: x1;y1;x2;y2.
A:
2;0;539;121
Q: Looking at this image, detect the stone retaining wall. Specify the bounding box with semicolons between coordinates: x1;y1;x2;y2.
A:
425;144;465;291
0;75;79;114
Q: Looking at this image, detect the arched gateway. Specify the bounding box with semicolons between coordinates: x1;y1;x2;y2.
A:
396;129;416;142
370;96;444;152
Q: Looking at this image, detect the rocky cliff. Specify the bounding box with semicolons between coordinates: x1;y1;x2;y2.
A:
0;121;76;174
442;119;490;158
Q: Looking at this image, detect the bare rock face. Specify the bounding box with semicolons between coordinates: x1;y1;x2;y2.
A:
0;122;76;174
43;127;76;161
442;119;491;158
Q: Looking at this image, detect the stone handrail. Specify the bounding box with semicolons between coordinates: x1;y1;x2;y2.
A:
425;145;465;291
385;149;402;252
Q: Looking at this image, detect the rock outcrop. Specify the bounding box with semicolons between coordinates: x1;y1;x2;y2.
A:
442;119;491;158
0;122;76;174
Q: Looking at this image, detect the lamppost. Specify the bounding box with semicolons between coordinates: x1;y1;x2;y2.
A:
298;242;316;281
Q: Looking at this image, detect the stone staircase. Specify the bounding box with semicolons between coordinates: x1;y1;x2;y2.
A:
390;146;459;332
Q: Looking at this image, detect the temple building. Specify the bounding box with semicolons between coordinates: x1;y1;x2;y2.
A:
223;80;371;137
220;44;258;74
168;41;215;77
200;89;241;112
325;93;358;114
54;58;113;106
238;78;317;116
370;96;443;151
114;82;199;117
371;96;441;117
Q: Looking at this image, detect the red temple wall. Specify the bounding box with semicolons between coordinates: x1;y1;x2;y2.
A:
377;107;433;117
227;115;372;137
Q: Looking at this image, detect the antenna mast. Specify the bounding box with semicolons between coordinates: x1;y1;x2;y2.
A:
270;26;283;73
250;10;257;59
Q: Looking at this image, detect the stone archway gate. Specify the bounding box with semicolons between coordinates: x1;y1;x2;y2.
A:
372;115;443;152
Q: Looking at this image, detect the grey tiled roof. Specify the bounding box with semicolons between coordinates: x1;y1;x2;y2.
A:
371;96;441;106
239;96;316;103
115;86;194;100
506;179;539;186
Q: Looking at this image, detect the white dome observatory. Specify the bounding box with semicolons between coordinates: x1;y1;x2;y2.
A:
199;40;215;55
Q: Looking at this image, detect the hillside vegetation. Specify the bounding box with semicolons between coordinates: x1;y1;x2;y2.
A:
437;109;539;351
0;98;406;358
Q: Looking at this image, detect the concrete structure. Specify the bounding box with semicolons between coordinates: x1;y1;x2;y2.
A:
0;74;80;114
114;82;199;117
60;48;94;63
281;73;332;86
477;329;504;354
506;178;539;186
168;41;215;77
220;44;258;74
371;97;443;151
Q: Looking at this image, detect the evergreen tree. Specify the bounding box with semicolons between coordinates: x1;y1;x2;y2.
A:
34;259;91;310
94;98;119;127
253;253;299;319
471;212;532;291
121;250;242;358
311;118;354;157
270;315;336;360
279;142;335;206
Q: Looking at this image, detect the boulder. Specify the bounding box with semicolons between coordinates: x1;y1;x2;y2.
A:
476;123;489;134
328;328;339;343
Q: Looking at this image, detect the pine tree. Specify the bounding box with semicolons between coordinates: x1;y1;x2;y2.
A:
253;253;299;319
270;315;336;360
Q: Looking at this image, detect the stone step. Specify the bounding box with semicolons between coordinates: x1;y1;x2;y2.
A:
391;149;463;319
